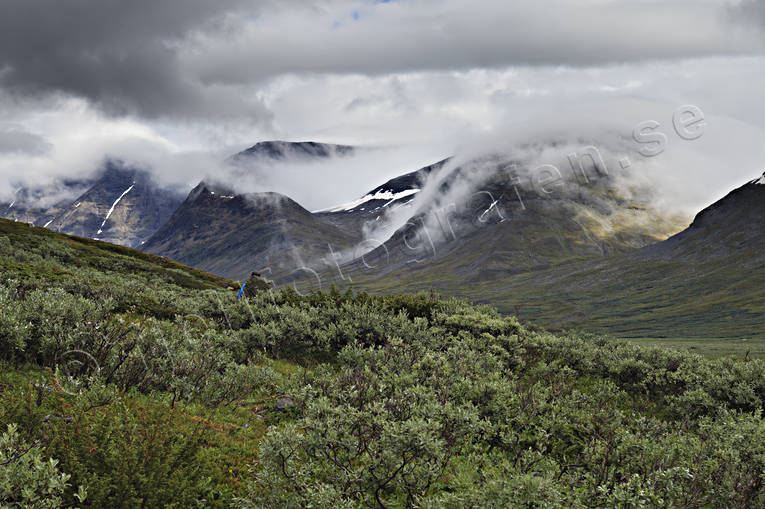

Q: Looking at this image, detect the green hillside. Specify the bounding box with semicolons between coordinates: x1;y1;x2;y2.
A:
345;244;765;343
2;219;765;508
0;217;235;291
333;175;765;344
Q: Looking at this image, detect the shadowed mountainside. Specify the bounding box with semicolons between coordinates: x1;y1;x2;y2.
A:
142;182;357;281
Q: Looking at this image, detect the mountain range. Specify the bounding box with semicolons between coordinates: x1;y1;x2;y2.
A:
345;169;765;339
1;140;763;340
0;161;184;248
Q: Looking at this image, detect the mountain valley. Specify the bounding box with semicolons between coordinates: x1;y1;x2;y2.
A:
2;141;763;341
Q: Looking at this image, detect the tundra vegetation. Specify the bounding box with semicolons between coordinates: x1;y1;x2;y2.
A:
1;218;764;508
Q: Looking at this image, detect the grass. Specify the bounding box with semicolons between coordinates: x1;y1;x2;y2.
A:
342;245;765;342
623;337;765;360
0;359;300;504
0;217;236;290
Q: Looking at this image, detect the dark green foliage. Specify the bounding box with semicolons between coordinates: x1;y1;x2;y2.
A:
0;218;234;290
1;378;223;508
242;274;272;298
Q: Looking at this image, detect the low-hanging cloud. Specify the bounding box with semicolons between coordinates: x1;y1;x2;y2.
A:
205;144;451;211
734;0;765;27
0;125;52;156
0;95;219;201
0;0;764;232
0;92;450;212
351;95;765;261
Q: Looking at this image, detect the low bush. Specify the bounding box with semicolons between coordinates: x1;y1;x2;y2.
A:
2;221;765;507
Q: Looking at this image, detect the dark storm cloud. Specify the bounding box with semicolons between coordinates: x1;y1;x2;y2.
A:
0;0;763;149
1;0;763;115
188;0;765;85
735;0;765;26
0;0;271;121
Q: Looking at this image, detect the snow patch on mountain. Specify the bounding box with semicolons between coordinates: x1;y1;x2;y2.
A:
315;189;421;213
96;183;135;235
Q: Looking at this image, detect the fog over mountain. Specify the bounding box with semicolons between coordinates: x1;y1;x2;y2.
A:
1;0;764;232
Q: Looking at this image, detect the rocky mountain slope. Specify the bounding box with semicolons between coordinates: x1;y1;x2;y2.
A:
0;161;184;248
643;171;765;262
347;170;765;339
230;140;354;163
0;178;94;226
1;141;366;276
139;141;364;281
335;154;683;283
313;158;448;238
142;182;357;281
44;162;185;248
144;145;686;290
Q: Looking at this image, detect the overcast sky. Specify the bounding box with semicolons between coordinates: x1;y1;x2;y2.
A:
1;0;764;211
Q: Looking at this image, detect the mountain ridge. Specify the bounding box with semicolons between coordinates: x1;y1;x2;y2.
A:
340;169;765;339
142;181;358;281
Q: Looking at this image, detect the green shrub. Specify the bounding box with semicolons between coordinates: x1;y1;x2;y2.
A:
3;220;765;507
0;423;86;509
